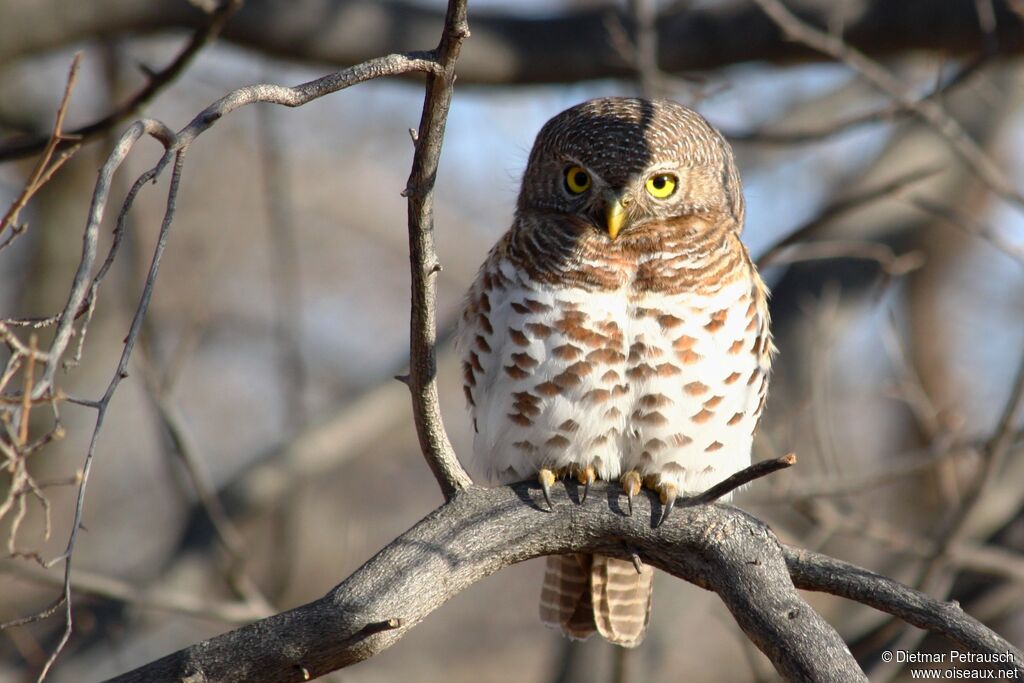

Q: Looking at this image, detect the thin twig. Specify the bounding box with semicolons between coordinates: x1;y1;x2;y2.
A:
404;0;474;499
0;53;83;251
687;454;797;506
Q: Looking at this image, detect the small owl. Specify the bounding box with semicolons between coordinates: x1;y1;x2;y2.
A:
457;97;773;647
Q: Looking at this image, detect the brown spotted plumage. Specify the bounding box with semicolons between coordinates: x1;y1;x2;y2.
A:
457;97;773;648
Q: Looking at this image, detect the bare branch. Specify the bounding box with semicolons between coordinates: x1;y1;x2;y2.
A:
785;547;1023;667
105;482;874;683
404;0;474;499
102;480;1024;682
0;53;83;250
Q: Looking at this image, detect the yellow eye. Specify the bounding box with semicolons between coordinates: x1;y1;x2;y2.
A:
645;173;677;199
564;165;591;194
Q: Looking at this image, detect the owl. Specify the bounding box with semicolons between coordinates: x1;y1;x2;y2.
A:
457;97;773;648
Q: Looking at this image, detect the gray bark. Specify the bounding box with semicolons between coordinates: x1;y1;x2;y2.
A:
105;480;1023;683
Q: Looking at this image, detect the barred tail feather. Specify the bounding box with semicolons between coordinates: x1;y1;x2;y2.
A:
539;553;654;647
591;555;654;648
540;554;597;640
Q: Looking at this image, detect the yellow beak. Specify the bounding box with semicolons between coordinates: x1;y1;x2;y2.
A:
605;197;626;240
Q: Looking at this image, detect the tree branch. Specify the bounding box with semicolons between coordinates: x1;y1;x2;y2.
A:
103;480;1023;682
404;0;473;499
105;482;864;682
785;547;1024;667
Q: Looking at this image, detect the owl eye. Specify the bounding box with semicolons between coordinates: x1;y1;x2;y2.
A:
645;173;678;199
564;165;591;194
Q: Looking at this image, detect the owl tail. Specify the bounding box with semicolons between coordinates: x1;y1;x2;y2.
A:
540;554;654;648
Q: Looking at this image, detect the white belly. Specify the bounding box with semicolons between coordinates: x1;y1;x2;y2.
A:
459;266;770;495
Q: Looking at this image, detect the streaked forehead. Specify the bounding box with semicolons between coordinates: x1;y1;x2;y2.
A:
534;97;726;183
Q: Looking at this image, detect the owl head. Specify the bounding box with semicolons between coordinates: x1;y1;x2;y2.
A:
516;97;744;241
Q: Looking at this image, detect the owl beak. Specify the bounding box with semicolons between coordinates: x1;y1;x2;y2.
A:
605;195;627;240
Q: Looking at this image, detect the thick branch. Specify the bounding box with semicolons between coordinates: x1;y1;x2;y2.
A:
102;475;1024;683
0;0;1017;86
785;547;1024;669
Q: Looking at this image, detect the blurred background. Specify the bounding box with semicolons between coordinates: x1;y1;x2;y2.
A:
1;1;1023;681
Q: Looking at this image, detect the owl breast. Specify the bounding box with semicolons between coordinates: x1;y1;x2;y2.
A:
458;246;771;494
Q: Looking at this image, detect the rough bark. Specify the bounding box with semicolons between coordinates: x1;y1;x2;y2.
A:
105;481;1022;683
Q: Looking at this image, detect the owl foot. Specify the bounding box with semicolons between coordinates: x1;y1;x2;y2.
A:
576;465;596;504
538;468;556;511
621;471;641;515
656;483;678;528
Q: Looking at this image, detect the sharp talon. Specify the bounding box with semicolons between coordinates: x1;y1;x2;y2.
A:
657;483;678;528
577;465;595;504
621;471;641;516
538;469;555;511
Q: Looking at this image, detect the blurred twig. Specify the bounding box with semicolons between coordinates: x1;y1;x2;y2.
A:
907;196;1024;267
752;0;1024;209
728;54;989;145
0;53;82;252
2;563;272;624
144;380;275;614
256;91;307;434
0;0;244;161
756;165;940;268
